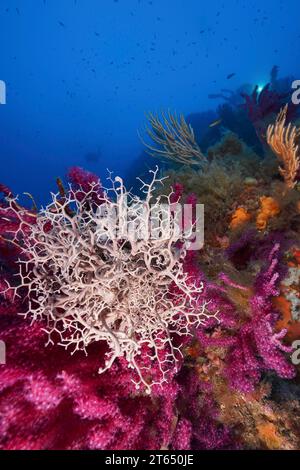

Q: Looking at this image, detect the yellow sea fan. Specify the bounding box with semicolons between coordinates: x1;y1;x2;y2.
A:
141;110;207;166
267;105;300;189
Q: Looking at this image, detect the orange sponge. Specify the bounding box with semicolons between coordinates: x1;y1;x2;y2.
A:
256;196;280;230
230;207;251;230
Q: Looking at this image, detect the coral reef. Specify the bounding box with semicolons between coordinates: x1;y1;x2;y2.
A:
139;74;300;449
0;173;235;450
1;162;299;449
207;132;243;160
1;65;300;450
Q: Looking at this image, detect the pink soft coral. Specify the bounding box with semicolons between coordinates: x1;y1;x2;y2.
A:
0;168;232;450
224;242;296;393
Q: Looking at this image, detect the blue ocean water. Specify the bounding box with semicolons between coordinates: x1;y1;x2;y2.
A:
0;0;299;204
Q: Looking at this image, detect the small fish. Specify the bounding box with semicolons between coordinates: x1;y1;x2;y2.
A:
209;118;222;128
58;21;65;27
227;73;236;79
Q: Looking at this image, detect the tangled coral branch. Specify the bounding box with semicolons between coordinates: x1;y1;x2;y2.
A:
2;168;213;393
267;105;300;189
141;111;207;166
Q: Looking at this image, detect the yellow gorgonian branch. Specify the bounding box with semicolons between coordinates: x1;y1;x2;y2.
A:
267;105;300;189
141;111;207;167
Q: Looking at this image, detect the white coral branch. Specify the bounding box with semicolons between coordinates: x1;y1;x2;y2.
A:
9;169;213;392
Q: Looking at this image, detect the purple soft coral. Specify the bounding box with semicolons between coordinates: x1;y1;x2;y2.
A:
173;369;238;450
67;166;104;205
225;242;295;393
241;84;287;123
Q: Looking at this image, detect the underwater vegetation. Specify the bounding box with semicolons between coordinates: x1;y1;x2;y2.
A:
1;69;300;450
